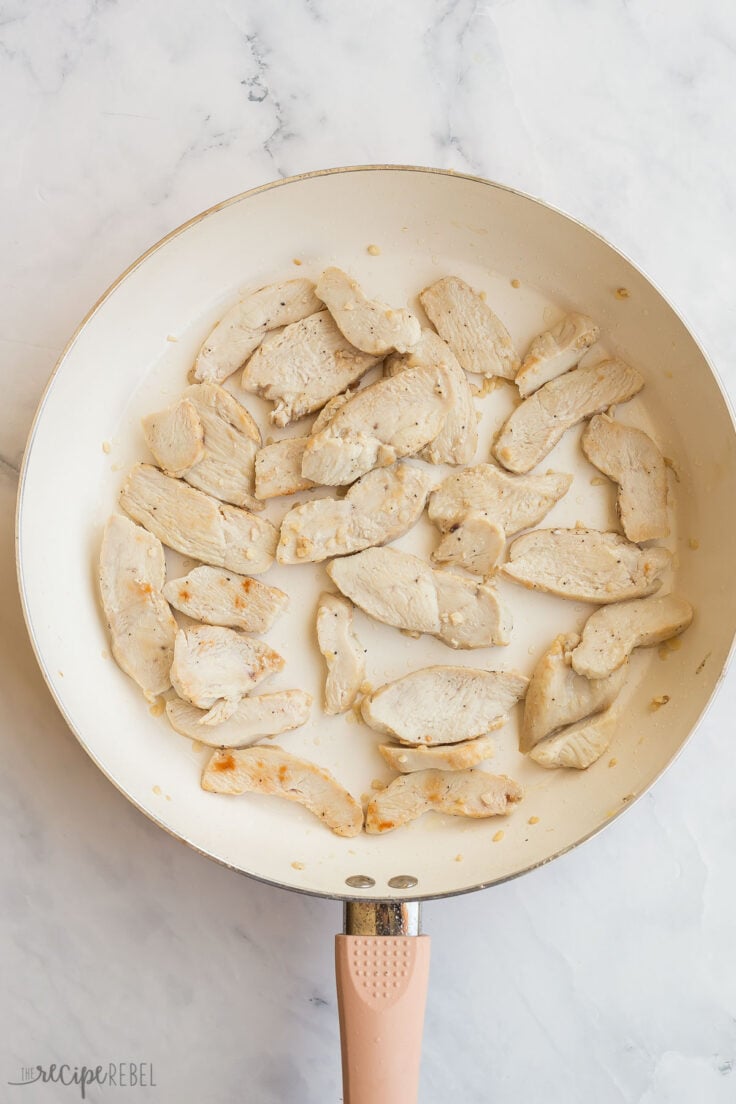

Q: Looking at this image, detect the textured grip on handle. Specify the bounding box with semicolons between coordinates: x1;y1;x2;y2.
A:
336;934;431;1104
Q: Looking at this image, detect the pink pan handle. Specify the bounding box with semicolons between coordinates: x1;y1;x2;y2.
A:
336;902;430;1104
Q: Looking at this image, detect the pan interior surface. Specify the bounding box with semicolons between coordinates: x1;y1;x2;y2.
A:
17;167;736;900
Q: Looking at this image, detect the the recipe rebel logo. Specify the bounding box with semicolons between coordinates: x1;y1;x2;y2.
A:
8;1062;156;1098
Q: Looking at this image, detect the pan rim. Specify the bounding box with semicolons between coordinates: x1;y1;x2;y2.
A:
15;163;736;903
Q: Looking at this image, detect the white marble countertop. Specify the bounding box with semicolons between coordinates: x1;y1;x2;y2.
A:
3;2;736;1101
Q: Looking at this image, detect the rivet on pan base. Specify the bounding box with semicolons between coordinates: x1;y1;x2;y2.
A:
388;875;419;890
345;875;376;889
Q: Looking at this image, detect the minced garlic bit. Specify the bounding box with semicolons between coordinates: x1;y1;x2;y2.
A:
608;757;618;768
510;278;521;289
292;257;303;266
291;861;305;870
102;440;112;454
492;830;505;843
479;290;488;302
165;794;172;801
152;785;162;796
454;854;463;862
590;475;606;486
688;538;700;550
528;816;540;825
166;334;178;343
148;697;166;717
370;779;386;791
615;287;630;299
649;694;670;711
366;244;381;256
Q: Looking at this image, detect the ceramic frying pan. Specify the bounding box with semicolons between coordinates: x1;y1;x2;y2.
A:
16;167;736;1103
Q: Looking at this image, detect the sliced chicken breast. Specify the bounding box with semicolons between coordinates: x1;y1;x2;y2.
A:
315;266;421;355
277;463;431;564
166;690;312;746
383;329;477;464
515;313;600;398
434;571;512;648
529;710;618;770
99;514;177;697
301;364;453;485
242;311;380;426
327;548;510;647
432;512;505;576
582;414;669;542
361;666;528;745
365;769;523;834
316;593;365;715
254;437;315;500
429;465;572;535
193;278;321;384
202;746;363;837
327;548;441;634
494;358;645;474
502;528;672;603
179;383;262;510
162;566;288;633
142;397;204;477
571;594;694;679
521;633;627;753
170;625;284;720
379;734;496;772
120;464;278;574
419;276;519;379
310;391;352;434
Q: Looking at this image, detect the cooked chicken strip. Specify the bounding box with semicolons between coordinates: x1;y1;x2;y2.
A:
277;463;431;564
365;770;522;834
361;666;527;745
315;266;421;355
193;278;321;384
434;571;512;648
163;566;288;632
571;594;693;679
529;710;618;770
170;625;284;721
432;512;505;576
316;593;365;714
515;313;600;398
494;358;645;474
142;398;205;477
310;391;352;434
384;329;477;465
521;633;627;753
254;438;315;500
582;414;669;542
178;383;261;510
429;465;572;574
166;690;312;746
420;276;519;379
242;311;380;426
120;464;278;574
202;746;363;837
327;548;440;634
502;528;671;603
301;364;453;485
327;548;510;647
99;514;177;697
379;734;496;773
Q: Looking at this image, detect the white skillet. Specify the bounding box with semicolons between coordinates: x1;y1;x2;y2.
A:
17;167;736;1103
